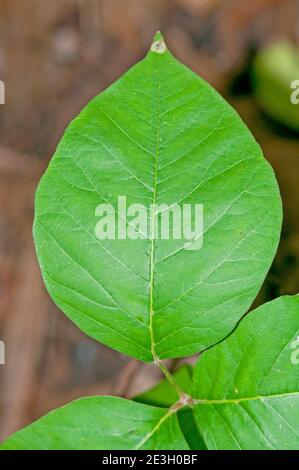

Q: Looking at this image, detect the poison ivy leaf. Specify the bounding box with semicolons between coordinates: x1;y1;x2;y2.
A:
134;364;193;407
134;364;207;451
0;396;189;450
192;295;299;450
33;32;282;362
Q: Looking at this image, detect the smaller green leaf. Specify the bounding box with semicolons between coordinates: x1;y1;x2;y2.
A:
192;295;299;450
134;364;207;450
0;397;189;450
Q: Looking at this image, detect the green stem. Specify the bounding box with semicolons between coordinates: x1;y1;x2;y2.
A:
155;359;186;399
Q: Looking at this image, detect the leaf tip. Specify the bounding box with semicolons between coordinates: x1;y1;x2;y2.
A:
151;31;167;54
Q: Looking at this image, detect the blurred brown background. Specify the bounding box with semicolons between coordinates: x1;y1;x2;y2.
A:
0;0;298;441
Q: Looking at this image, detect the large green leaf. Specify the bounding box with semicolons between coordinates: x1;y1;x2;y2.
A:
33;32;282;362
0;396;188;450
192;295;299;450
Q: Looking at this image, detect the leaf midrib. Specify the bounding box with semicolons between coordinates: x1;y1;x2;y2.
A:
149;58;161;362
134;409;173;450
194;391;299;405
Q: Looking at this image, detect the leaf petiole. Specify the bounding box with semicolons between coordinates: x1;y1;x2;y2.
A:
155;358;190;401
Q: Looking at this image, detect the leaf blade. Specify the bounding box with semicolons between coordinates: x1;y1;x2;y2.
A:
34;34;282;361
192;295;299;450
0;397;189;450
